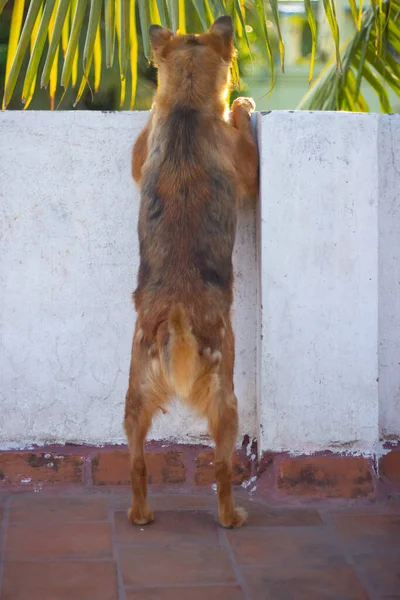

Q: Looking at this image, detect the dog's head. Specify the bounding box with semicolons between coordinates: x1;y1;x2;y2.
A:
149;16;234;109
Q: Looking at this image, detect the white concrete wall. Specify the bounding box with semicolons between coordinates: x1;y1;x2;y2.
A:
258;111;400;454
378;115;400;441
0;110;399;453
0;111;256;448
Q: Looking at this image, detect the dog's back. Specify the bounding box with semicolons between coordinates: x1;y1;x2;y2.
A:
135;103;237;345
135;102;239;399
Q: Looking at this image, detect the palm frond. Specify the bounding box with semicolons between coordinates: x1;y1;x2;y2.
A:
3;0;26;108
129;0;138;109
304;0;318;82
23;1;42;107
48;0;59;108
104;0;114;67
74;0;101;105
298;0;400;111
0;0;9;17
1;0;399;110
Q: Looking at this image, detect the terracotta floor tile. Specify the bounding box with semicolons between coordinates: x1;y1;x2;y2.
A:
115;510;219;544
388;497;400;513
1;561;118;600
9;495;109;522
3;489;400;600
126;586;244;599
5;522;112;559
114;493;216;511
119;545;236;586
0;507;4;561
355;554;400;596
150;494;217;511
227;527;343;567
332;514;400;553
245;507;323;527
327;503;392;516
242;565;368;600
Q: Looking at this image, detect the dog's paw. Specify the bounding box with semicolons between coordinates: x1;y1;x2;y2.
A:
219;506;248;529
127;506;154;526
232;97;256;116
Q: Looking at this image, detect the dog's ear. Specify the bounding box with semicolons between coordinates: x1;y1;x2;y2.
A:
149;24;173;52
210;16;233;41
209;16;234;59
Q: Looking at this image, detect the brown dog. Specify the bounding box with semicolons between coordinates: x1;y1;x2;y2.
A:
124;15;259;529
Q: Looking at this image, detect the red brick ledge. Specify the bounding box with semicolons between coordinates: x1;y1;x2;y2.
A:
380;448;400;484
0;443;252;489
0;443;399;499
277;455;375;498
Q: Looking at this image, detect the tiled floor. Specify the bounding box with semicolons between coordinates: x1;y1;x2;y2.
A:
0;491;399;599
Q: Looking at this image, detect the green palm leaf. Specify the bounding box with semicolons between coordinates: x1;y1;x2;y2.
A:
304;0;317;82
60;0;88;88
74;0;102;104
0;0;8;17
21;0;56;102
3;0;41;108
2;0;400;111
104;0;115;67
298;0;400;111
40;0;69;88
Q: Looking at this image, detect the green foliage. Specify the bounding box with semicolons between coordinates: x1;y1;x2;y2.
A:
0;0;399;111
298;0;400;111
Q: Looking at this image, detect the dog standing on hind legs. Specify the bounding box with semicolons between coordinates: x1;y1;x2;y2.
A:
124;15;259;529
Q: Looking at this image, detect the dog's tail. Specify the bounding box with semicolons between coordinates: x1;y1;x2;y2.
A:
167;303;198;398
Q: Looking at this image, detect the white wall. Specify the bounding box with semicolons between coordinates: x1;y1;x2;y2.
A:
258;112;379;453
378;115;400;440
0;111;256;448
0;110;399;453
258;111;400;454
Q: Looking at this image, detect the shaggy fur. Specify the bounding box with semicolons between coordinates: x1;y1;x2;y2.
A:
124;16;259;529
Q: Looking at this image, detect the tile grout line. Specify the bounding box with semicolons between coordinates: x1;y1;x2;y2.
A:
83;454;94;486
0;557;118;563
9;519;111;525
4;552;400;565
217;526;252;600
0;496;12;595
116;539;222;548
318;510;381;600
109;495;127;600
124;582;243;590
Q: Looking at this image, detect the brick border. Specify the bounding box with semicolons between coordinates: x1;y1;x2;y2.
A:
276;455;375;498
0;443;252;490
0;443;399;499
380;448;400;484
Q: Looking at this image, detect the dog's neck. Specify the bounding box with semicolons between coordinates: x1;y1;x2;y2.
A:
152;92;229;121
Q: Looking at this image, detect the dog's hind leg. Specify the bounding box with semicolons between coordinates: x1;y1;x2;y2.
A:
124;395;155;525
207;390;247;528
193;321;247;529
124;327;169;525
